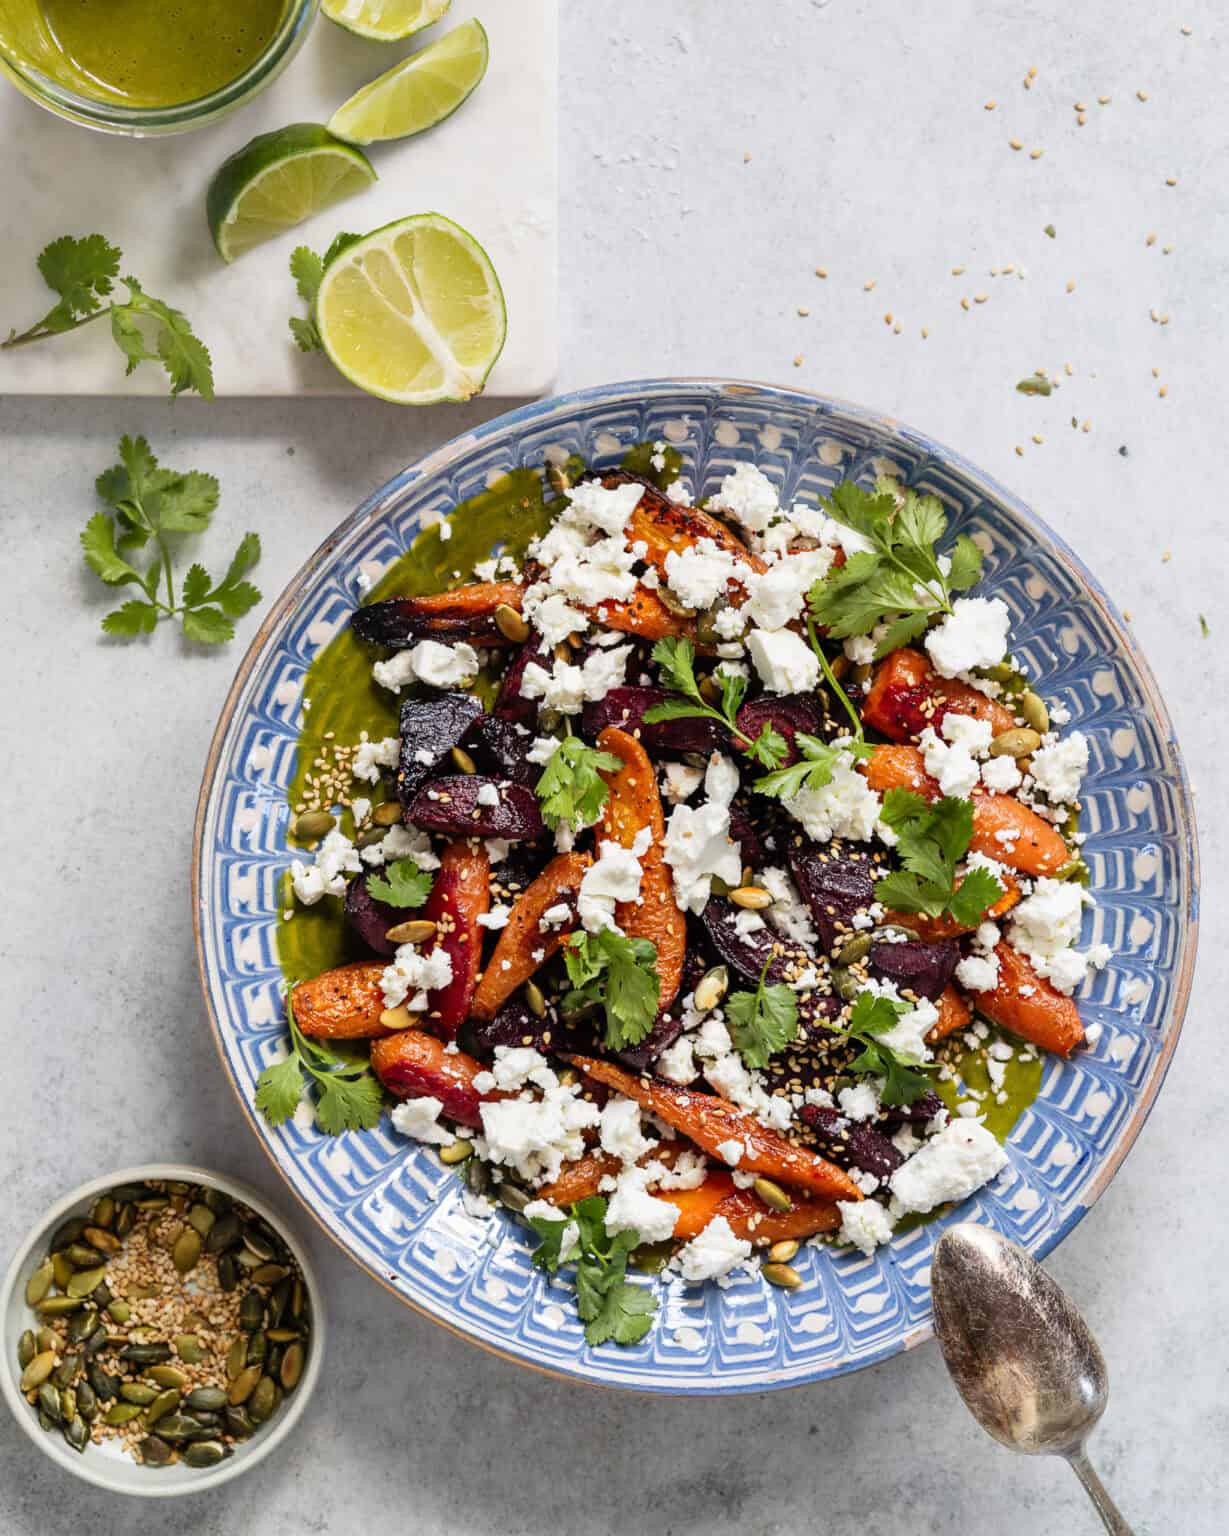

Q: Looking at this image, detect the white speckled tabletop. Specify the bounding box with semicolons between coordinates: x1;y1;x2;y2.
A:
0;2;1223;1532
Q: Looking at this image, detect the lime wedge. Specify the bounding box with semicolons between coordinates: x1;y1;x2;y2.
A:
315;213;506;404
207;124;376;263
327;19;489;146
322;0;452;42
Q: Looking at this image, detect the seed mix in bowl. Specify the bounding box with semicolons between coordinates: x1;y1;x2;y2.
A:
16;1179;310;1468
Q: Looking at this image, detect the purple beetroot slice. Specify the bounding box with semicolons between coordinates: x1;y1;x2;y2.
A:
493;642;547;726
343;872;404;958
582;686;726;755
467;714;540;788
699;898;811;984
735;692;827;766
396;692;484;810
787;840;877;953
799;1103;905;1183
405;777;546;841
867;937;960;1000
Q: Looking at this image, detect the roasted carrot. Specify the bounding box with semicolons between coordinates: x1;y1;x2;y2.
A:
863;744;1069;876
973;944;1084;1056
656;1175;737;1239
351;581;526;647
536;1140;691;1207
370;1029;495;1127
291;961;392;1040
421;839;490;1038
471;851;592;1020
714;1188;841;1244
605;474;767;581
862;648;1016;741
568;1055;863;1202
926;985;974;1045
588;587;706;647
597;727;686;1009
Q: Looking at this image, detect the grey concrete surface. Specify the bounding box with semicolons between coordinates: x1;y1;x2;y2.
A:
1;2;1224;1532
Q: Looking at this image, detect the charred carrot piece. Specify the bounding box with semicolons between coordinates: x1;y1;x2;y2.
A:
973;944;1084;1056
351;581;525;647
863;648;1016;741
292;961;392;1040
599;473;767;580
714;1188;841;1244
588;587;708;647
926;985;974;1045
537;1141;690;1208
656;1174;737;1239
421;840;490;1039
471;851;592;1020
567;1055;863;1203
370;1029;495;1127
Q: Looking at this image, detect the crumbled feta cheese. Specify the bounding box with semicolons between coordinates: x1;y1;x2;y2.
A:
599;1097;653;1164
578;832;648;932
843;633;877;666
361;822;440;870
520;645;632;715
708;463;781;533
663;754;742;913
479;1075;601;1184
837;1198;897;1255
390;1095;454;1146
980;754;1023;793
1028;731;1089;805
380;940;455;1010
838;1081;881;1121
373;640;479;692
956;952;1001;991
291;828;362;904
716;1138;744;1166
940;712;994;755
605;1163;680;1244
1007;877;1104;994
758;865;819;947
657;1035;698;1084
673;1216;753;1281
919;725;981;799
477;782;501;808
889;1118;1008;1214
787;750;885;844
743;549;833;630
649;1150;708;1190
352;736;400;783
477;904;511;930
663;539;745;610
661;762;704;804
746;627;820;694
924;598;1011;678
876;997;938;1061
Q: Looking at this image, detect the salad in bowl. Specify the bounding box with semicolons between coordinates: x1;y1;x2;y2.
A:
261;445;1110;1350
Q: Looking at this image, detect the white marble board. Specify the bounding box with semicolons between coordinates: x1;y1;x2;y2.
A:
0;0;557;397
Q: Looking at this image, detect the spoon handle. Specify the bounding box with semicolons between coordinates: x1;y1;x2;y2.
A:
1067;1449;1135;1535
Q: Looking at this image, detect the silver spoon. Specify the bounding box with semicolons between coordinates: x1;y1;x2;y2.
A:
931;1223;1135;1535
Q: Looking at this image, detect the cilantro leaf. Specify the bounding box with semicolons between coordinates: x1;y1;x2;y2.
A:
563;929;660;1051
535;735;623;831
181;563;212;608
181;605;234;646
289;315;323;353
585;1278;657;1347
367;858;434;908
753;732;873;801
290;245;324;305
33;234;120;330
645;638;777;758
254;1053;305;1127
314;1070;385;1135
651;637;704;701
255;994;386;1137
101;599;159;638
287;245;331;353
155;470;219;534
837;990;934;1108
527;1195;659;1348
725;959;799;1068
81;513;146;588
875;789;1004;925
114;278;216;399
947;865;1006;928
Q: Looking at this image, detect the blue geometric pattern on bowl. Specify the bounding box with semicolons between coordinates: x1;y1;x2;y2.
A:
194;380;1198;1394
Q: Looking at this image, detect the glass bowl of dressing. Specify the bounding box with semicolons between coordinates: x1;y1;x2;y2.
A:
0;0;319;136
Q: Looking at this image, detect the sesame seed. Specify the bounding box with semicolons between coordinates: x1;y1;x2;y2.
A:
814;266;828;278
1073;101;1087;112
952;264;966;275
1032;433;1044;445
797;305;810;316
1003;262;1016;274
1163;244;1174;254
1123;609;1134;621
1146;232;1157;245
792;353;804;367
921;326;930;338
743;150;752;163
1014;445;1024;456
1081;420;1091;433
1137;89;1149;101
985;100;997;110
1027;66;1038;78
1150;306;1160;322
883;311;893;324
1181;24;1192;35
1009;138;1023;150
1030;147;1044;159
1161;313;1170;325
1064;361;1073;375
863;279;876;291
1162;550;1172;562
960;296;970;311
1077;113;1087;125
974;292;989;304
1098;94;1111;104
893;322;902;334
1023;77;1032;90
1066;279;1077;293
1165;176;1178;186
1152;367;1160;378
1159;385;1168;397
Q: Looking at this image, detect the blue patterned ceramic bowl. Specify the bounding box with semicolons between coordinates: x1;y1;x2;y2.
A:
193;380;1198;1393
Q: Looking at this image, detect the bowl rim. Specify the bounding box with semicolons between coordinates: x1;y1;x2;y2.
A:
191;376;1199;1393
1;1161;327;1496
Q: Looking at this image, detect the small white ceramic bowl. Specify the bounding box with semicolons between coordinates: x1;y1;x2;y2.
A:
2;1163;326;1497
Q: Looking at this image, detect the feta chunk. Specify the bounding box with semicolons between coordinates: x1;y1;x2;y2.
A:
837;1199;897;1255
924;598;1011;678
746;627;820;694
888;1118;1008;1214
673;1216;753;1282
373;640;479;692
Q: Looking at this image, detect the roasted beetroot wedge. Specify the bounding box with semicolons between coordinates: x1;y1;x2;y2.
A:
493;641;548;725
344;873;403;958
420;840;490;1037
868;937;960;1000
467;715;539;788
800;1104;905;1183
370;1030;494;1127
787;840;878;952
736;692;826;766
699;898;808;984
352;581;525;647
397;692;484;809
582;686;725;754
405;777;545;841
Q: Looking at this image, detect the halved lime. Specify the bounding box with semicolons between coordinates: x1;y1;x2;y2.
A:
207;124;377;263
322;0;452;42
315;213;506;404
327;18;489;146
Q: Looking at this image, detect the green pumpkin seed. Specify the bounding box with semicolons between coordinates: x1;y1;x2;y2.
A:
990;725;1042;758
768;1238;801;1263
36;1295;82;1317
266;1327;300;1343
693;964;729;1012
49;1216;88;1252
831;965;860;1001
60;1387;78;1423
203;1186;232;1215
224;1405;255;1440
464;1159;490;1196
278;1339;306;1393
83;1325;110;1357
729;884;772;910
52;1353;81;1388
251;1263;289;1286
63;1416;89;1454
1019;691;1049;733
185;1440;227;1469
294;809;336;840
147;1364;188;1390
227;1365;262;1406
174;1334;205;1364
151;1413;200;1442
120;1342;172;1367
835;933;873;967
241;1226;276;1263
246;1331;268;1368
83;1226;121;1256
268;1276;293;1328
114;1203;136;1239
17;1330;36;1369
493;602;530;643
65;1242;105;1268
67;1307;97;1344
24;1259;54;1306
38;1382;62;1421
497;1183;529;1214
35;1326;58;1353
186;1203;216;1239
185;1386;228;1413
108;1183;149;1203
106;1298;131;1325
248;1376;277;1424
226;1336;248;1380
450;744;478;775
368;798;401;828
291;1277;307;1322
172;1230;202;1275
356;824;389;849
139;1435;175;1466
103;1402;144;1427
86;1361;120;1401
90;1195;115;1229
439;1139;473;1166
217;1252;240;1293
761;1261;804;1290
127;1282;162;1301
76;1381;97;1421
38;1409;56;1432
239;1292;264;1332
204;1212;240;1254
121;1382;159;1406
90;1281;112;1309
144;1388;181;1428
66;1265;107;1300
51;1253;74;1290
753;1177;794;1214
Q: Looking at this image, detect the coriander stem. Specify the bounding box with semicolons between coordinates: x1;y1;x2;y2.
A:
1;307;110;350
155;533;176;612
807;618;865;740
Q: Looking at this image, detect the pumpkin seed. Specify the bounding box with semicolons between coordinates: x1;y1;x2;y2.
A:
366;798;401;829
494;602;530;643
83;1326;110;1357
121;1382;159;1406
148;1365;189;1390
121;1342;172;1366
523;978;547;1018
129;1324;159;1344
49;1216;88;1252
17;1330;36;1369
240;1291;265;1332
108;1182;149;1203
356;824;388;849
144;1388;181;1428
450;745;478;775
266;1327;300;1343
134;1196;169;1211
767;1238;800;1263
114;1203;136;1239
68;1308;99;1345
60;1387;78;1423
761;1261;803;1290
35;1327;58;1354
384;918;437;945
224;1405;256;1439
730;885;773;910
104;1402;144;1426
268;1277;294;1329
187;1204;216;1239
217;1252;240;1293
175;1334;206;1364
52;1353;81;1388
831;965;860;1001
90;1281;112;1310
83;1225;121;1255
24;1259;54;1306
294;809;336;841
697;673;721;705
185;1386;228;1413
36;1295;83;1317
128;1282;160;1300
829;652;851;680
38;1409;56;1433
86;1361;120;1401
185;1440;227;1468
246;1332;268;1368
106;1299;131;1325
242;1227;276;1263
172;1230;202;1275
248;1376;277;1424
836;933;873;968
51;1253;74;1290
139;1435;175;1466
227;1365;262;1406
379;1004;413;1031
1019;691;1049;733
497;1183;529;1214
280;1341;306;1391
76;1381;97;1421
464;1158;490;1195
439;1139;473;1166
658;585;697;619
63;1416;89;1454
693;965;729;1012
990;726;1042;758
90;1195;115;1229
38;1383;62;1421
753;1177;794;1214
251;1263;289;1287
203;1187;232;1215
850;662;873;684
67;1265;106;1300
152;1413;201;1442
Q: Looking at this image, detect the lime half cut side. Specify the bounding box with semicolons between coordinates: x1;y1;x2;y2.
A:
315;213;506;404
207;124;377;263
322;0;452;42
327;18;489;146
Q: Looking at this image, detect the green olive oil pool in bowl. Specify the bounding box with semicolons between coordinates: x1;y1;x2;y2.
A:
1;1164;325;1496
0;0;318;135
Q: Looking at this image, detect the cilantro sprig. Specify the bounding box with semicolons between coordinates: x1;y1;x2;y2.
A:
837;990;934;1107
3;235;213;398
527;1195;658;1347
256;993;385;1136
562;929;660;1051
808;480;983;657
287;235;362;353
81;436;261;644
725;957;799;1069
535;733;623;832
874;788;1005;926
643;638;788;770
366;858;434;908
752;731;874;801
